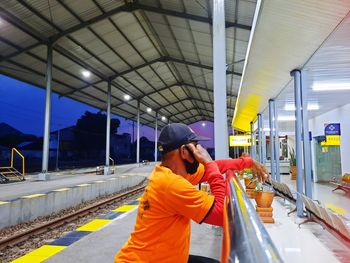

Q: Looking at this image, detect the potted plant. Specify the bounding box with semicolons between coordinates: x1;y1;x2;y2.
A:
243;169;257;189
254;182;275;208
289;147;297;180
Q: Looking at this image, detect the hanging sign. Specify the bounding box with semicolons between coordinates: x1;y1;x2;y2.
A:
324;123;341;135
229;135;251;147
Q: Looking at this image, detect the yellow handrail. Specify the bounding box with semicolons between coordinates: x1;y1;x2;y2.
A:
11;148;25;178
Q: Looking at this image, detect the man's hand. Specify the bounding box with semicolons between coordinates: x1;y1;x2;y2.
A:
251;160;269;182
186;143;212;165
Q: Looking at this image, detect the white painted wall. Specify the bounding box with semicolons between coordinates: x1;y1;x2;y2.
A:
309;102;350;175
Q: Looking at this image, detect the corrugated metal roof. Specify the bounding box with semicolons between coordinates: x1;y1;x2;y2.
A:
0;0;255;129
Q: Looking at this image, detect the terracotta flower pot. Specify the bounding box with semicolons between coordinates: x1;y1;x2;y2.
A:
290;165;297;180
255;191;274;208
244;178;257;189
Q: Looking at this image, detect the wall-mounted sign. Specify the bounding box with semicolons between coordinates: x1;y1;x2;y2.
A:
321;135;340;146
229;135;251;147
324;123;341;135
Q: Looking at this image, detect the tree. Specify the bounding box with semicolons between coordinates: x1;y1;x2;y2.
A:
75;111;120;158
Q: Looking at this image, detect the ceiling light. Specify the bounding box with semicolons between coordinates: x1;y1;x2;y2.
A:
284;103;319;111
312;82;350;91
147;107;152;113
202;122;206;127
278;115;295;122
81;70;91;78
124;94;131;101
161;116;166;121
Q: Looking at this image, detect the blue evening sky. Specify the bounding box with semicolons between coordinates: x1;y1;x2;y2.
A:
0;74;214;147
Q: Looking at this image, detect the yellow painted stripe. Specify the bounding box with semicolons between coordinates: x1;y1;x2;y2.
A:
136;197;142;201
53;188;70;192
326;203;346;216
22;194;46;199
113;205;137;212
95;180;105;183
0;201;9;205
11;245;65;263
76;184;90;187
76;219;112;232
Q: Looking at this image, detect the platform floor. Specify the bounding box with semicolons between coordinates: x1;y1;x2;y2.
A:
0;163;155;201
281;174;350;218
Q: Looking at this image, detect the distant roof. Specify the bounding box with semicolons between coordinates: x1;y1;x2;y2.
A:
0;0;256;129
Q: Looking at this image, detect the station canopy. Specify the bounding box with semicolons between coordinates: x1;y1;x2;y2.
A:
0;0;256;129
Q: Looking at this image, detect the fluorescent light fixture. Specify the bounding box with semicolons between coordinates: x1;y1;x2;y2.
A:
123;94;131;101
161;116;166;121
284;103;319;111
201;122;206;127
278;115;295;121
313;82;350;91
146;107;152;113
263;128;270;132
81;70;91;78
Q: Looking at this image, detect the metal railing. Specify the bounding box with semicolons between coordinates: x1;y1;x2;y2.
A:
11;148;25;177
224;170;282;263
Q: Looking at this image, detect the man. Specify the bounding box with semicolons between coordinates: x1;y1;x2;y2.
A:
115;123;268;263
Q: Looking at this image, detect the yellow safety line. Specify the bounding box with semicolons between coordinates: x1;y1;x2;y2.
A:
112;205;137;212
0;201;9;205
326;203;346;216
22;194;46;199
11;245;66;263
76;184;90;187
76;219;112;232
95;180;105;183
53;188;70;192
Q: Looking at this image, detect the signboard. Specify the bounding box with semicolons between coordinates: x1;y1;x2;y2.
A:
320;135;340;146
324;123;341;135
229;135;251;147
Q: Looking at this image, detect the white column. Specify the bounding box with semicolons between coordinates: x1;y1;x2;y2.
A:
104;81;111;175
136;101;140;164
154;112;158;162
213;0;229;159
39;45;53;181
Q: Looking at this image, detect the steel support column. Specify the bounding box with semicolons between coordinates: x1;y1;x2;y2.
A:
213;0;229;159
154;112;158;162
291;69;304;217
104;81;112;175
268;100;275;180
250;122;256;160
39;45;53;181
301;71;312;198
136;101;140;164
257;114;263;163
262;115;267;164
274;101;281;182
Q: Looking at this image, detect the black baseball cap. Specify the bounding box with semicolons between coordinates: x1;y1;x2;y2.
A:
158;123;210;153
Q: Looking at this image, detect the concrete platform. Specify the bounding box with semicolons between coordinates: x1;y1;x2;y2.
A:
0;163;155;228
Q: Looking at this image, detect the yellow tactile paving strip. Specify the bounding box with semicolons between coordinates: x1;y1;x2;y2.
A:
112;205;137;212
10;193;141;263
326;203;346;216
0;201;9;205
11;245;65;263
76;183;90;187
76;219;112;232
53;188;70;192
22;194;46;199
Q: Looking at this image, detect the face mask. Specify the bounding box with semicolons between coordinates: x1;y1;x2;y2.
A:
183;147;199;174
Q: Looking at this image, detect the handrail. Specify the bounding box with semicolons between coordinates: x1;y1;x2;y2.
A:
225;170;282;263
109;157;115;167
11;148;25;177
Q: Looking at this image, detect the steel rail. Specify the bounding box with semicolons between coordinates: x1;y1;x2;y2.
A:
0;185;145;250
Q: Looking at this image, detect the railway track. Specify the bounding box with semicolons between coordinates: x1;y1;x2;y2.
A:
0;185;145;251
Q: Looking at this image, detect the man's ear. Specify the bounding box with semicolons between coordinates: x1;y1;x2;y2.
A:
179;145;187;159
